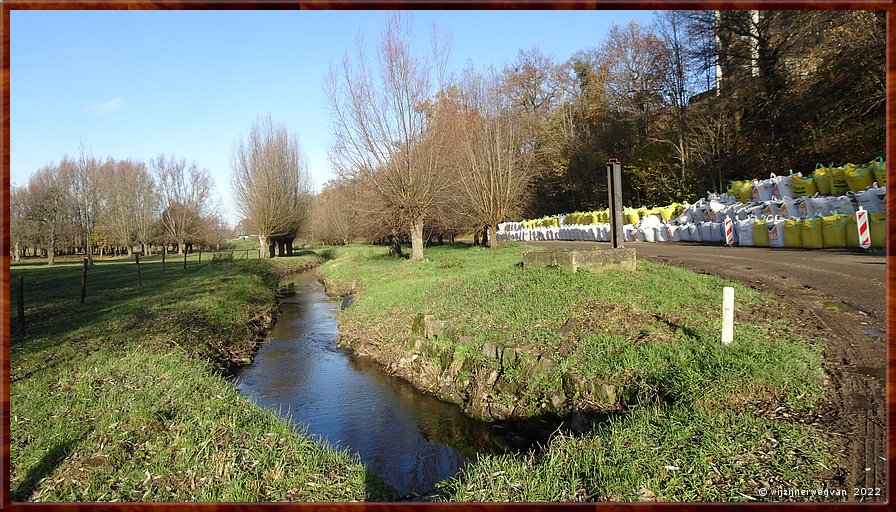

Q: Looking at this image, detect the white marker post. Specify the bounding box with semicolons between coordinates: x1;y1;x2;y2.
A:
722;287;735;344
856;207;871;249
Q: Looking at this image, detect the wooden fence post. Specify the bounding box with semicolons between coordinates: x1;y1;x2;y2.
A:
162;246;166;274
80;258;88;304
17;275;25;336
135;254;143;286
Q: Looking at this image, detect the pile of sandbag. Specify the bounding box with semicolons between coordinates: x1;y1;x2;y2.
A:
497;157;886;249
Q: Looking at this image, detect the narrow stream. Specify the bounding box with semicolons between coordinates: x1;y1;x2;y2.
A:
234;272;508;496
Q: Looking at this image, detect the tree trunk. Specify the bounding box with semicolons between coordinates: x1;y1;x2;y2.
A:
481;226;489;248
13;241;20;262
47;225;56;266
437;234;444;245
389;231;403;257
474;232;480;246
410;216;425;260
286;239;294;256
488;223;498;249
277;240;286;257
258;235;269;258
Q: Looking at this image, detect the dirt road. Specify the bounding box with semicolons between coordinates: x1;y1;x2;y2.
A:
528;241;888;500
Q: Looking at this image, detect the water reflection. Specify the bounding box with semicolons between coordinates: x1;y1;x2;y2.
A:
235;272;502;495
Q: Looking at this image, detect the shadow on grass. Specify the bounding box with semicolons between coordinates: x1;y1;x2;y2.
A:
364;466;396;502
12;429;92;501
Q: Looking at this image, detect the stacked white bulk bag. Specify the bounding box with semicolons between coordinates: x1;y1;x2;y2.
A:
673;207;693;225
809;194;832;216
792;197;814;218
767;216;785;248
771;173;795;199
855;185;885;214
637;225;656;242
679;224;692;241
623;224;636;242
828;194;857;215
776;197;798;219
655;225;670;242
752;178;775;201
688;223;702;242
667;225;681;242
759;200;778;218
736;217;755;246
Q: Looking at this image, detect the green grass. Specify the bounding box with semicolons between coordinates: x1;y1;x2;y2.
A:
10;250;391;502
439;405;833;502
316;242;833;501
319;243;825;414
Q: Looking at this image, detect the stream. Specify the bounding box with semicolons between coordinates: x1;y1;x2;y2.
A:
234;272;511;496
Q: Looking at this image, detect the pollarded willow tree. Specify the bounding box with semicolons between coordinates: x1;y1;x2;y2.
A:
231;115;312;258
458;68;536;248
326;13;452;260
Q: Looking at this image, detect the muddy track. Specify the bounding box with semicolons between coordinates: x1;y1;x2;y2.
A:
528;241;887;501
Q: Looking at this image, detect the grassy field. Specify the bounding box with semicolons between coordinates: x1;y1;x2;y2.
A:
9;248;391;502
317;242;835;502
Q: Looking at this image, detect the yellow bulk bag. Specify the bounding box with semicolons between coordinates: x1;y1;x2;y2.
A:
869;213;886;248
821;213;848;248
753;220;770;247
831;165;850;195
730;180;754;202
846;165;875;192
625;208;640;225
801;217;824;249
814;163;833;195
658;205;675;222
868;157;886;186
790;172;817;198
783;219;802;248
846;215;861;248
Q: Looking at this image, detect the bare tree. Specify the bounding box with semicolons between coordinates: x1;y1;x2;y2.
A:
326;13;452;260
10;185;35;262
66;145;101;264
152;155;214;254
132;162;159;256
459;68;536;248
96;158;146;256
25;163;72;265
309;180;357;246
231;115;312;258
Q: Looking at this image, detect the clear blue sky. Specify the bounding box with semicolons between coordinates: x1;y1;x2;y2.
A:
11;9;657;225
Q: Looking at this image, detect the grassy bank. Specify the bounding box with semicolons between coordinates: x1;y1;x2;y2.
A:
9;250;390;501
317;243;834;501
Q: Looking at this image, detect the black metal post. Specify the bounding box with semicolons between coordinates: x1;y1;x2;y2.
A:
607;158;624;248
80;258;88;304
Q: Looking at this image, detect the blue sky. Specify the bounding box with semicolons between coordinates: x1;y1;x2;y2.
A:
11;9;657;225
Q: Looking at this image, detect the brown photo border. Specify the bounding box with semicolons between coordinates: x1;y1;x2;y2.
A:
1;0;893;510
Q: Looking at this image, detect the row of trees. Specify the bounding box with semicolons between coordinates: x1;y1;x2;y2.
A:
309;11;884;259
10;150;226;265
